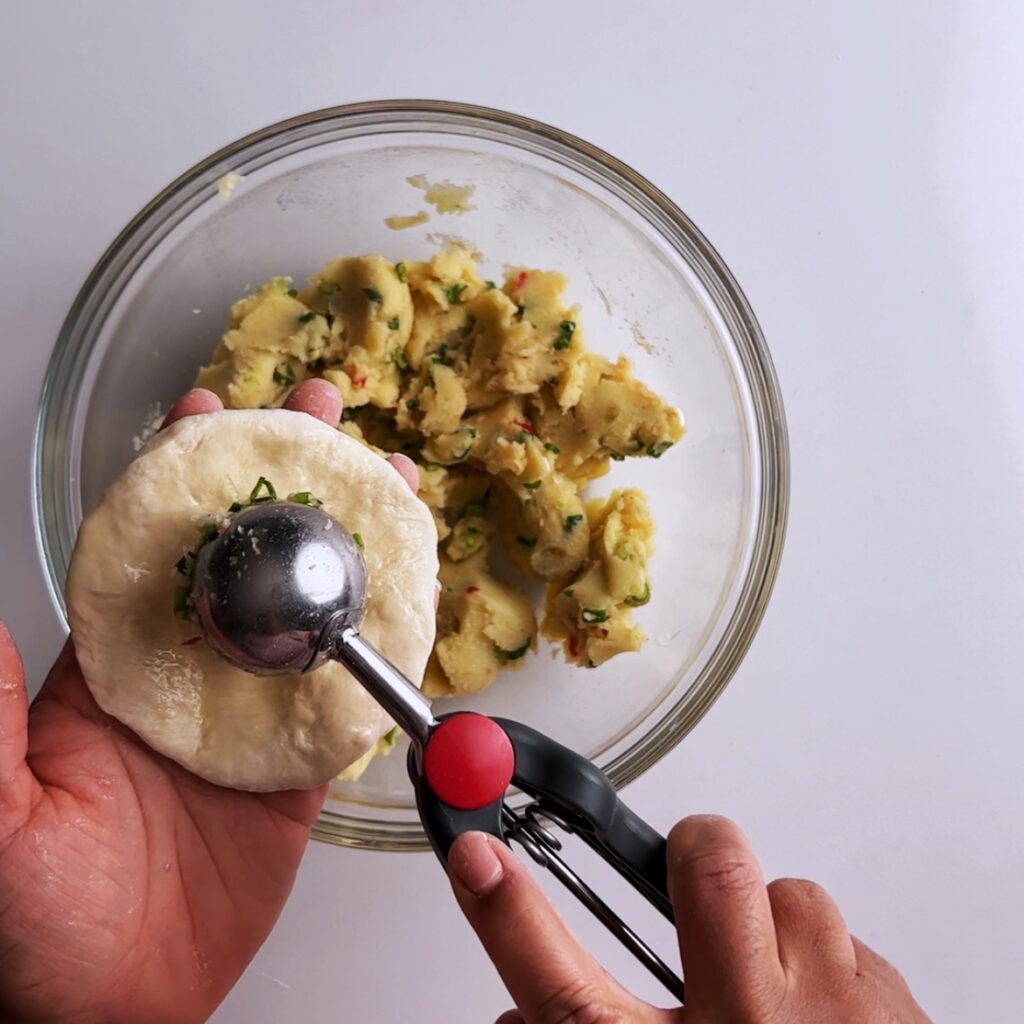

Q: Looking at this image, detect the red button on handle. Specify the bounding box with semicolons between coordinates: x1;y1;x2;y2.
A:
422;713;515;811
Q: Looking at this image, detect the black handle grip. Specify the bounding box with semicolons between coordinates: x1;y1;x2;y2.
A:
409;745;505;864
494;718;673;920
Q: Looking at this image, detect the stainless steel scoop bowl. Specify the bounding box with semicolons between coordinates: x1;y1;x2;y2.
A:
190;501;436;747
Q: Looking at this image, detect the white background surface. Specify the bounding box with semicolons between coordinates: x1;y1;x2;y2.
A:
2;2;1022;1021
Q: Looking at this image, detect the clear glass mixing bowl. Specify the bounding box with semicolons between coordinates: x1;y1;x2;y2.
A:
34;100;788;850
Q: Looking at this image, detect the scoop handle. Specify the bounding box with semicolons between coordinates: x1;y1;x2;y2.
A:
334;628;437;749
494;717;672;920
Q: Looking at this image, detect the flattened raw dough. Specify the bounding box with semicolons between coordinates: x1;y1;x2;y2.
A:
66;410;438;792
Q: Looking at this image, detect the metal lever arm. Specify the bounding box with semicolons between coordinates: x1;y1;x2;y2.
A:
503;806;685;1003
495;718;673;920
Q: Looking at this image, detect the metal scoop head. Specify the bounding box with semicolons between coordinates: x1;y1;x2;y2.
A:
190;500;436;746
191;501;366;675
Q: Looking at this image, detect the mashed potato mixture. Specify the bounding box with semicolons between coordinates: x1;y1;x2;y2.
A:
195;250;684;696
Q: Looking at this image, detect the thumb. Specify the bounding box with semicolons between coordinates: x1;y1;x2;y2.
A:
0;620;33;834
448;832;655;1024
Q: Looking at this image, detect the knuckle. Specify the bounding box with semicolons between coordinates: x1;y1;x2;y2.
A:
770;879;853;964
534;977;624;1024
684;847;762;897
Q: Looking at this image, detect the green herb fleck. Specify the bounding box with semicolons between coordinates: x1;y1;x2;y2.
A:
609;451;626;461
406;398;419;410
430;343;448;366
564;588;574;598
228;501;244;513
581;607;608;624
393;348;409;370
459;497;487;519
363;287;383;304
624;581;651;608
516;536;538;549
543;442;560;454
453;427;477;459
554;320;575;351
394;261;407;283
286;288;298;298
297;311;317;324
514;303;525;322
273;363;296;387
198;522;220;544
352;532;365;550
287;491;323;508
444;282;468;305
563;514;584;534
174;555;190;576
173;585;191;621
463;527;481;550
485;280;497;290
382;726;400;746
249;476;278;503
647;441;674;459
517;430;530;444
318;280;339;295
496;641;530;663
387;316;400;331
523;480;542;491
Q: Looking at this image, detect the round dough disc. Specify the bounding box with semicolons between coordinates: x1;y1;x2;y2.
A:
66;409;439;792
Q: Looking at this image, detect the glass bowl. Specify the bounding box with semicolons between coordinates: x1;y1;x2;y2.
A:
34;100;788;851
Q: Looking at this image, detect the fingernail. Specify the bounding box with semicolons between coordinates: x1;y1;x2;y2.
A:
449;832;504;895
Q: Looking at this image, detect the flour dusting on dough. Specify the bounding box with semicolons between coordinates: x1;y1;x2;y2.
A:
132;403;164;452
142;651;202;699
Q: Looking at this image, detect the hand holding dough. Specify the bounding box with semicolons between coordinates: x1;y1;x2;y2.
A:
66;409;438;792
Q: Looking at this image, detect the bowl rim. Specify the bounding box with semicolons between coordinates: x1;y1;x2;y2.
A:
34;99;789;850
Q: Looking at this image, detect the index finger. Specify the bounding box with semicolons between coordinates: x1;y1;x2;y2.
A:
667;815;784;1013
448;832;652;1024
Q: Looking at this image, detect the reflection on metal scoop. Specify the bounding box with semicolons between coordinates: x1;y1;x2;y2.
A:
190;501;436;747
